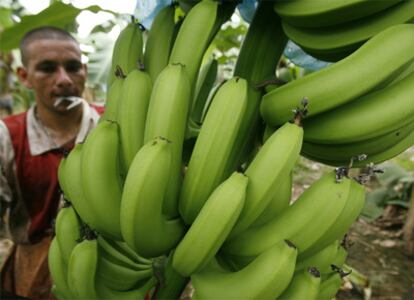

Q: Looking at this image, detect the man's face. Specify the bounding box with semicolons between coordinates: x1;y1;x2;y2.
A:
17;39;87;114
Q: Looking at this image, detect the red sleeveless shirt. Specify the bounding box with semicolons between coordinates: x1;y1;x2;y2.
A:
1;104;104;243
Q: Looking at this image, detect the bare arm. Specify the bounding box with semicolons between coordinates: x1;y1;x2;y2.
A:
0;120;15;238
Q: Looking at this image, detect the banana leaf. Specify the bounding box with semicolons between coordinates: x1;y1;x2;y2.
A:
0;2;105;52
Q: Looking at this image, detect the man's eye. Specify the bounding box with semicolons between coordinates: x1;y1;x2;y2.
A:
65;62;82;73
38;65;56;73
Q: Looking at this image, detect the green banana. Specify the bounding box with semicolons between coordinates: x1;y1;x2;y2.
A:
81;120;123;240
281;0;414;62
300;177;365;259
67;237;98;299
305;128;414;167
229;121;303;237
58;143;99;230
48;237;73;299
250;171;292;227
274;0;402;28
144;63;191;218
98;245;151;272
278;267;321;300
57;156;68;199
103;73;125;123
234;1;287;85
302;121;414;162
192;240;297;300
108;22;143;87
107;239;153;265
303;71;414;144
386;59;414;87
54;204;81;266
295;240;340;274
173;172;248;277
144;4;176;83
179;77;248;224
169;0;218;101
224;0;287;176
96;276;157;300
223;170;351;258
117;69;152;175
191;57;218;125
96;252;153;291
120;137;185;258
332;245;348;269
97;235;152;270
317;271;343;300
261;24;414;127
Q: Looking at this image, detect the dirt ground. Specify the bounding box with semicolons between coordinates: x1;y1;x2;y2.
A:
337;218;414;300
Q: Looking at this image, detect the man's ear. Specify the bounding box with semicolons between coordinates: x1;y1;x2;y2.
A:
16;66;33;89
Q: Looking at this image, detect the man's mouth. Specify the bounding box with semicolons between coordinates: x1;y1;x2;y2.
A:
54;96;82;110
53;92;77;98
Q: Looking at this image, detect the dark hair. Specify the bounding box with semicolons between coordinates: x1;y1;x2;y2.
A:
20;26;79;66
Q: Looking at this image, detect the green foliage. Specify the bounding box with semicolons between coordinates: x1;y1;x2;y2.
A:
0;2;103;52
211;22;247;65
361;162;414;221
11;83;35;113
393;149;414;171
0;7;13;30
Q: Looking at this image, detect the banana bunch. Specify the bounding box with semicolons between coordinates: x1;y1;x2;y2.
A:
274;0;403;28
222;170;363;258
262;24;414;165
274;0;413;61
262;24;414;126
120;137;185;258
52;1;414;299
300;67;414;166
49;225;156;300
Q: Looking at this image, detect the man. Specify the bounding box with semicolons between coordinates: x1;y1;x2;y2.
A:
0;26;103;299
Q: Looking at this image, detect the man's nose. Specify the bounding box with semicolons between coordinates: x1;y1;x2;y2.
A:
55;66;73;86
